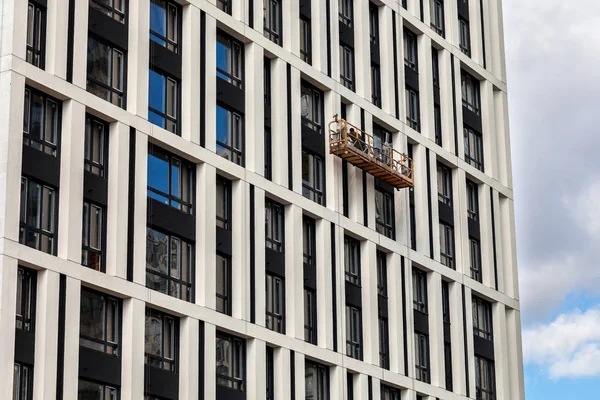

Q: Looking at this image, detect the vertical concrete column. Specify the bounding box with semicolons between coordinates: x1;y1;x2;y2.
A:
204;14;217;152
311;0;328;74
316;219;334;350
480;80;496;179
396;15;407;124
132;132;149;285
285;204;304;339
294;352;305;399
336;225;347;353
252;0;264;30
0;0;27;59
506;308;525;400
254;188;266;327
346;104;363;224
417;35;434;142
324;91;342;214
490;189;505;294
379;6;396;116
179;317;200;400
493;303;509;400
406;0;420;20
106;122;130;279
247;339;267;400
479;184;495;287
463;286;476;396
289;67;303;194
449;281;466;395
445;0;458;49
203;323;217;400
71;0;89;88
330;365;346;400
404;263;415;378
58;100;86;263
393;131;409;246
388;252;406;375
182;5;201;144
428;272;444;388
499;196;518;299
284;0;300;57
33;269;60;400
361;240;378;365
231;0;246;23
494;89;512;188
371;377;381;399
274;348;292;400
232;180;251;321
270;58;289;188
0;256;18;399
438;49;455;154
468;0;484;66
454;168;469;277
197;163;216;308
403;388;417;400
413;144;430;257
329;0;340;81
353;0;370;99
488;0;507;81
63;277;81;400
121;298;145;400
127;0;150;117
45;0;69;78
245;43;265;175
355;374;369;399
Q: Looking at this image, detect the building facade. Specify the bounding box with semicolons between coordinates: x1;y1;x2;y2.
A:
0;0;525;399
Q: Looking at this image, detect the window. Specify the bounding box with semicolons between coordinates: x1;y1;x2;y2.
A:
80;288;119;356
82;201;105;271
146;227;193;302
302;151;324;205
16;267;35;332
381;385;400;400
216;32;243;88
442;281;450;324
216;104;244;165
147;146;194;213
300;17;311;64
216;177;231;230
26;2;45;69
369;3;379;43
84;115;108;178
265;199;284;253
379;317;390;369
265;273;285;333
376;251;387;297
90;0;125;22
148;67;178;134
304;288;317;344
345;305;362;359
339;45;354;90
459;18;471;56
430;0;444;36
303;216;316;266
445;342;453;391
404;29;418;71
347;373;354;400
150;0;179;52
475;357;496;400
264;127;272;180
266;347;274;400
473;297;493;340
87;36;124;107
23;87;60;157
414;333;430;383
432;48;440;88
467;180;479;220
405;88;420;131
461;72;480;115
373;125;392;164
464;127;484;171
216;253;232;315
20;177;57;255
305;360;330;399
339;0;353;26
264;58;271;106
301;82;324;133
217;0;231;14
375;188;394;238
78;380;118;400
344;236;361;286
371;63;381;107
145;308;177;371
412;268;427;313
437;163;452;206
470;238;482;282
13;363;33;400
439;223;455;269
264;0;282;45
216;332;245;390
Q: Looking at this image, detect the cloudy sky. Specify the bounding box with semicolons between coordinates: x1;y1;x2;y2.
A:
503;0;600;397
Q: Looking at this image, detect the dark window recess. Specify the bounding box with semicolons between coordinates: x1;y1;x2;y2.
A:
146;227;193;302
216;253;232;315
375;187;394;239
80;288;120;356
437;163;452;206
467;180;479;221
459;18;471;56
404;29;418;71
340;45;355;91
145;308;177;372
150;0;179;53
442;281;451;324
345;305;362;360
20;176;57;255
475;356;496;400
216;31;244;88
379;317;390;369
369;3;379;43
90;0;126;22
461;72;481;115
376;251;387;297
432;47;440;88
85;115;108;178
23;87;60;157
265;273;285;333
148;66;179;134
217;0;231;14
26;2;46;69
16;267;36;332
301;81;324;133
414;333;430;383
147;146;194;213
338;0;353;26
264;0;282;45
78;379;118;399
87;36;125;108
216;176;231;230
300;17;311;64
445;342;454;391
440;222;455;269
264;58;272;106
381;384;401;400
302;150;324;205
82;200;105;271
216;104;244;166
265;198;284;253
412;268;427;313
473;297;493;340
264;127;272;180
430;0;445;36
371;63;382;108
13;362;33;400
344;236;361;286
303;216;316;267
405;87;420;131
347;373;354;400
470;238;482;282
266;347;274;400
216;331;245;391
464;127;484;171
305;360;330;399
304;288;317;344
434;104;442;146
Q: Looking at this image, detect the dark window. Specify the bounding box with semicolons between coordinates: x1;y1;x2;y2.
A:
216;31;243;88
150;0;179;53
216;332;245;391
464;127;483;171
78;379;118;399
26;2;46;69
146;227;193;302
265;198;284;253
147;146;194;213
145;308;177;372
442;281;451;324
302;151;324;205
369;3;379;43
80;288;120;356
344;236;361;286
470;238;482;282
82;201;105;271
20;177;57;255
304;288;317;344
439;222;455;269
300;17;311;64
87;36;125;108
475;356;496;400
381;384;401;400
430;0;445;36
90;0;126;22
432;47;440;88
413;268;427;313
467;180;479;220
266;347;274;400
216;253;232;315
434;105;442;146
217;0;231;14
339;0;353;26
148;66;179;134
437;163;452;206
461;72;480;115
13;363;33;400
405;88;420;131
264;0;282;45
301;81;324;133
347;373;354;400
303;216;316;266
216;176;231;230
473;297;493;340
414;333;430;383
305;360;330;399
264;58;271;106
445;341;453;391
216;104;244;165
404;29;418;71
376;251;387;297
379;317;390;369
264;127;272;180
345;305;362;359
459;18;471;56
84;115;108;178
265;273;285;333
371;63;381;107
340;45;355;90
16;267;36;332
23;87;60;157
375;188;394;238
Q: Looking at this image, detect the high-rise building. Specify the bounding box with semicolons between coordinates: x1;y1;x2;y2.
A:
0;0;524;399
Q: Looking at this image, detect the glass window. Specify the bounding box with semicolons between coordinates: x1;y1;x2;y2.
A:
459;18;471;56
379;317;389;369
26;2;45;69
15;267;36;332
264;0;282;45
442;280;451;324
369;3;379;43
461;72;480;115
434;104;442;146
217;0;231;14
347;373;354;400
405;87;420;131
216;31;243;88
464;127;484;171
376;251;387;297
445;341;453;391
148;66;178;134
475;356;496;400
304;288;317;344
302;151;324;205
303;216;316;266
338;0;353;26
371;63;381;107
265;199;284;253
216;176;231;230
305;360;330;400
216;253;231;315
467;180;479;220
216;332;245;390
84;115;108;178
146;227;193;302
432;47;440;87
264;58;271;106
265;273;285;333
266;347;274;400
82;201;105;271
375;187;394;238
439;222;455;269
470;238;482;282
413;268;427;313
372;125;392;165
264;126;272;180
404;29;418;71
23;87;60;157
345;305;362;359
414;333;430;383
339;45;354;90
473;297;493;340
20;177;57;255
145;308;177;371
344;236;361;286
87;36;125;108
430;0;444;36
381;384;401;400
216;104;244;165
301;81;324;133
147;146;194;213
437;163;452;206
13;363;32;400
300;17;311;64
78;379;118;400
80;288;120;355
90;0;125;22
150;0;179;52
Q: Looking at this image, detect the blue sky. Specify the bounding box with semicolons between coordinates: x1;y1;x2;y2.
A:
503;1;600;398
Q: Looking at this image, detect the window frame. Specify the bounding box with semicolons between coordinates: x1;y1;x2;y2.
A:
439;222;455;269
371;63;382;108
301;81;324;134
379;316;390;369
147;145;194;214
344;236;361;286
90;0;126;23
305;360;330;400
82;200;106;272
470;238;482;282
472;297;493;341
216;0;232;14
430;0;445;36
77;379;119;400
437;163;453;206
216;30;244;88
459;17;471;56
23;86;61;157
464;127;484;171
26;2;46;69
303;216;316;267
216;252;232;316
13;362;33;400
414;332;430;383
148;65;180;134
216;103;244;166
339;44;355;91
216;176;232;230
265;273;285;333
369;2;379;44
376;251;387;297
304;288;317;345
216;332;246;391
79;287;121;356
20;176;58;255
442;280;451;324
302;150;325;205
86;35;125;108
345;305;362;360
338;0;353;26
405;87;420;131
381;384;401;400
15;267;36;333
467;180;479;221
475;356;496;400
84;114;109;178
403;29;418;71
264;0;283;45
149;0;180;53
461;72;481;115
375;186;395;239
412;268;428;313
144;308;178;372
300;17;312;64
265;198;284;253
